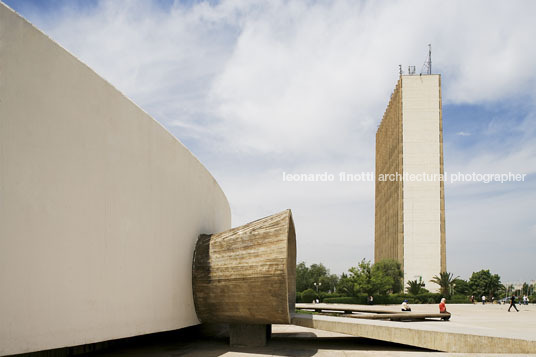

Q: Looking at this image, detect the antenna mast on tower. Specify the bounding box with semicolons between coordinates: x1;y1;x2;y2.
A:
421;44;432;75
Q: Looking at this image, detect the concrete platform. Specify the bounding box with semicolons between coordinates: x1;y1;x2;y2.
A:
76;324;435;356
292;303;536;354
70;323;534;356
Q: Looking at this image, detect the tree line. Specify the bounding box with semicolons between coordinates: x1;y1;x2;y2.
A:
296;259;535;303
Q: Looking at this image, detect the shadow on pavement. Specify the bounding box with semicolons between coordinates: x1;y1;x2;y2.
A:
85;328;431;357
12;325;432;357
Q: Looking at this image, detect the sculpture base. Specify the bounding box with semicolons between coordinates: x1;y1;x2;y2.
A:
229;324;271;347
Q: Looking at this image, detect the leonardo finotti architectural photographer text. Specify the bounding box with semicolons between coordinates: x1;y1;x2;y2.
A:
282;171;527;184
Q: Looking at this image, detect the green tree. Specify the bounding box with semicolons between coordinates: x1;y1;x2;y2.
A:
453;278;470;295
522;282;530;297
348;259;393;296
406;279;425;295
496;283;507;299
373;259;404;293
503;284;515;299
295;262;338;293
301;288;317;303
336;273;355;296
468;270;502;299
296;262;310;292
319;273;339;293
430;272;458;297
309;263;328;282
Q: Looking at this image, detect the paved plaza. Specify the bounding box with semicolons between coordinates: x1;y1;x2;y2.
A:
293;303;536;353
300;303;536;341
393;302;536;341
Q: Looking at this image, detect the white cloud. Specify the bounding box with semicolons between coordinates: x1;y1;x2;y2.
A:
456;131;471;136
16;0;536;279
445;179;536;281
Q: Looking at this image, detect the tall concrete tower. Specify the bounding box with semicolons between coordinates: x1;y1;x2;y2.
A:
374;74;446;292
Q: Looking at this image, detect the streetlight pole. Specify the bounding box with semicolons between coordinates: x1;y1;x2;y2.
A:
314;282;321;293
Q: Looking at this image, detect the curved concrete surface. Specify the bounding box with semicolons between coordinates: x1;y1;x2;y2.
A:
0;3;230;355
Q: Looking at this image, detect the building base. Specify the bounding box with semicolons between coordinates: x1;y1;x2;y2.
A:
229;324;271;347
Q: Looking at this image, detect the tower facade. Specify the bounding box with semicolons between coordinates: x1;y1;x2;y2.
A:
375;74;446;292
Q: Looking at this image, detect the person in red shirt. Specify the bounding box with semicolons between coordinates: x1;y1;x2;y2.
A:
439;298;448;313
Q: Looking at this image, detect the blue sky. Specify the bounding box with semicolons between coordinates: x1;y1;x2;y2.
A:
5;0;535;284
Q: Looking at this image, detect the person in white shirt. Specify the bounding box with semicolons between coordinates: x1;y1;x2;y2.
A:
401;299;411;311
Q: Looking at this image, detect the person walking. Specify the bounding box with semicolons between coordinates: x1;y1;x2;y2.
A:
470;295;475;304
508;295;519;312
482;295;486;305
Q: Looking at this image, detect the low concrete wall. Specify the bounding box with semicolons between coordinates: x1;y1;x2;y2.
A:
0;3;230;355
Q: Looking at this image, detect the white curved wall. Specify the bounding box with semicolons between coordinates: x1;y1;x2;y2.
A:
0;3;231;355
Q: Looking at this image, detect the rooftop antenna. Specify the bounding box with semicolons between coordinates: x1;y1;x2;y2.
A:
421;44;432;75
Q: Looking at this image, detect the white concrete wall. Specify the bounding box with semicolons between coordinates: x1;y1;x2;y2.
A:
0;4;231;355
401;75;442;291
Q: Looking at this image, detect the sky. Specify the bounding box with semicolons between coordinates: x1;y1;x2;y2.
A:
4;0;535;284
